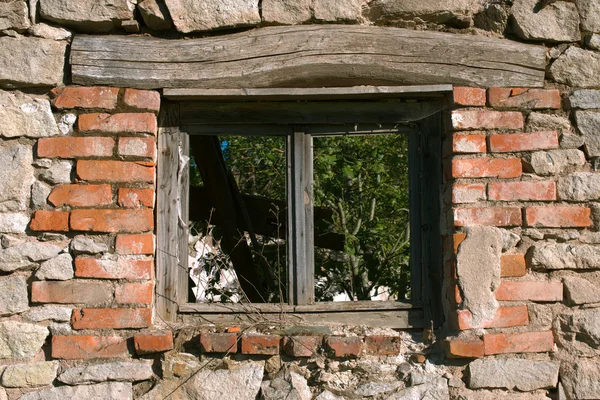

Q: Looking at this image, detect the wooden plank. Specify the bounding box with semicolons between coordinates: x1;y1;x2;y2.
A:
408;128;422;304
164;85;453;101
183;123;414;136
71;26;545;89
156;102;187;321
303;131;315;305
180;101;443;126
180;300;419;313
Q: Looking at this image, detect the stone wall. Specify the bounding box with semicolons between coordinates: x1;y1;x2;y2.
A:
0;0;599;399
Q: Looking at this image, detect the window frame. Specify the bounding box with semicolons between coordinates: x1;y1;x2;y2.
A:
156;86;451;329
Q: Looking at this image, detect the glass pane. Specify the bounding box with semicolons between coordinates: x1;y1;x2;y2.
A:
313;134;411;302
188;135;287;304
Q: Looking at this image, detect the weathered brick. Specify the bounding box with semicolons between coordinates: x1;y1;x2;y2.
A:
30;210;69;232
364;336;401;356
241;335;280;355
70;209;154;233
118;188;154;208
453;134;487;153
78;113;157;135
457;305;529;330
488;88;561;109
283;336;321;357
77;160;154;183
451;110;524;130
525;206;592;228
115;282;153;304
327;336;363;358
52;87;119;110
118;137;156;159
71;308;152;329
484;331;554;355
453;233;467;254
495;281;563;301
489;131;559;153
115;233;155;255
52;335;129;359
452;183;486;204
123;88;161;112
200;333;238;353
452;158;522;179
488;181;556;201
48;184;113;207
501;254;526;277
453;87;486;106
31;281;113;304
75;257;153;280
37;137;115;159
454;207;522;227
134;331;173;355
446;337;484;358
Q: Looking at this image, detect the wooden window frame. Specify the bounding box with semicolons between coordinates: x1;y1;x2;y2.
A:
156;86;451;329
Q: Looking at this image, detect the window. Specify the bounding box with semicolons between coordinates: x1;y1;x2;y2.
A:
156;86;450;329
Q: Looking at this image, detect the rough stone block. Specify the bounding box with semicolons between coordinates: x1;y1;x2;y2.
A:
575;111;600;157
523;149;585;176
0;91;59;138
469;358;559;391
563;276;600;305
555;308;600;356
0;213;29;234
57;361;153;385
0;275;28;316
164;0;260;33
550;47;600;88
261;0;311;24
313;0;362;21
511;0;580;42
0;142;33;212
531;243;600;270
138;0;173;31
0;361;59;388
39;0;134;32
561;358;600;400
0;1;30;31
0;321;48;359
575;0;600;33
35;253;74;280
19;382;132;400
569;90;600;109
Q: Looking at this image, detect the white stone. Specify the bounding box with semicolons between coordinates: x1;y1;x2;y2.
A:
563;276;600;305
531;243;600;270
527;112;572;134
0;91;58;138
474;3;509;32
0;241;62;272
589;33;600;50
313;0;363;22
57;113;76;135
262;0;311;24
558;172;600;201
576;111;600;157
35;253;73;280
570;90;600;109
70;236;109;254
20;382;133;400
469;359;559;391
262;371;312;400
524;149;586;176
0;36;66;88
39;161;72;184
0;275;28;316
31;181;51;209
0;213;29;234
369;0;479;25
500;229;521;251
48;322;72;336
555;308;600;356
386;377;449;400
561;358;600;400
315;391;346;400
28;23;72;40
575;0;600;33
355;381;403;396
0;234;24;248
0;0;30;31
0;321;48;359
511;0;580;42
39;0;134;32
138;0;172;30
1;361;59;388
550;47;600;88
26;305;72;322
0;142;34;212
165;0;260;33
58;361;153;385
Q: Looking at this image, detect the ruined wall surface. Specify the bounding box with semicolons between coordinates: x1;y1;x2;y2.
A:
0;0;599;399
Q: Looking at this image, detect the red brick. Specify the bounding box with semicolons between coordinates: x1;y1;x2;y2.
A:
452;158;522;179
364;336;401;356
115;282;154;304
77;160;154;183
134;331;173;355
72;308;152;329
326;336;363;358
495;281;563;301
78;113;157;135
488;181;556;201
453;233;466;254
123;88;161;112
446;337;484;358
489;131;559;153
454;207;522;227
48;184;113;207
31;281;113;304
283;336;322;357
52;335;129;359
457;305;529;330
30;210;69;232
37;137;114;159
70;209;154;233
118;188;154;208
525;206;592;228
488;88;561;109
75;257;153;280
453;134;487;153
452;183;486;204
454;284;463;304
200;333;238;353
241;335;280;355
453;87;486;106
115;233;155;255
484;331;554;355
52;87;119;110
451;110;524;131
501;254;526;277
118;137;156;159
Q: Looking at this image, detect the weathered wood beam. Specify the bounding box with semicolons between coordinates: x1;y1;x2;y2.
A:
71;25;546;89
